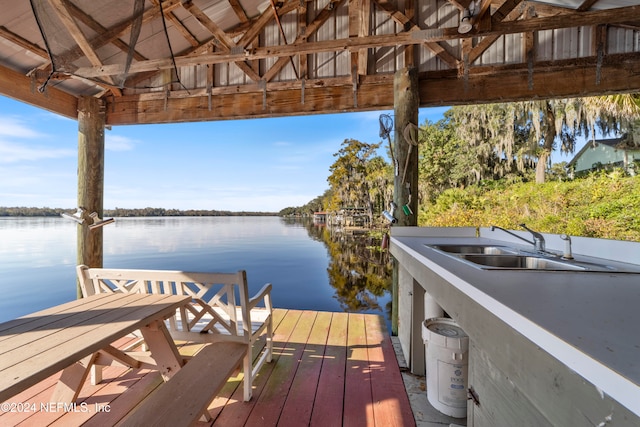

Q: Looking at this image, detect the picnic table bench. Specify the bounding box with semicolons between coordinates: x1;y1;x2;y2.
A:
77;265;274;402
118;341;246;426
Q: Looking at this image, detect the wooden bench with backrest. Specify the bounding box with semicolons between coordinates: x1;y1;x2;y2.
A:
77;265;273;402
117;341;246;427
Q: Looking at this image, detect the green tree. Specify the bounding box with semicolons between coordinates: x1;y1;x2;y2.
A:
448;103;537;180
327;139;384;223
582;94;640;147
417;117;481;202
448;96;640;184
365;156;393;219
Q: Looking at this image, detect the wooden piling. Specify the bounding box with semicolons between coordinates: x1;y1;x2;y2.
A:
76;96;106;298
391;67;419;335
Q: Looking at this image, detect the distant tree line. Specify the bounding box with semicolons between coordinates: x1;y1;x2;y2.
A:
278;193;326;217
0;207;276;217
0;207;67;217
106;207;275;217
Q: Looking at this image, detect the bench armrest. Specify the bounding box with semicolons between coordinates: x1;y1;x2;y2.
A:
248;283;273;311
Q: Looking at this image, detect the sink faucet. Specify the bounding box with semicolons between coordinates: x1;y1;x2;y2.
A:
489;225;535;246
560;234;573;259
519;224;546;252
489;224;546;252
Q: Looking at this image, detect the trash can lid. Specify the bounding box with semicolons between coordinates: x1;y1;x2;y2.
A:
427;320;467;338
422;317;468;349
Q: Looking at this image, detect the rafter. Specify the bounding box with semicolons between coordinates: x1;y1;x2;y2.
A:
264;0;344;82
467;0;525;65
269;0;299;80
152;0;198;47
372;0;459;70
33;0;177;81
182;0;260;82
103;51;640;125
238;1;299;49
64;1;148;62
0;26;48;59
349;0;371;81
72;4;640;80
47;0;122;96
228;0;249;24
1;0;638;127
48;0;102;68
578;0;600;12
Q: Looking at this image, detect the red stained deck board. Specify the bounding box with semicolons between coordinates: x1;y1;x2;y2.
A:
343;313;375;427
309;311;348;427
1;310;415;427
209;309;304;426
243;310;318;426
277;311;333;427
365;315;416;427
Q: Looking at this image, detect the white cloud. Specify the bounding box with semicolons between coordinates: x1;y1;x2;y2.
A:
0;140;75;163
272;141;292;147
0;117;45;139
0;115;75;163
106;134;137;151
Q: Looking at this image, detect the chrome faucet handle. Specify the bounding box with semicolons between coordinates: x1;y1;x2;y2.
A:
560;234;573;259
490;225;534;247
519;223;546;252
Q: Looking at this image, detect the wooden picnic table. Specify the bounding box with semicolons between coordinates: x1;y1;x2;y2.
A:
0;292;191;403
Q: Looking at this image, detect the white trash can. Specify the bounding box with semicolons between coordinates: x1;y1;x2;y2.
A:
422;317;469;418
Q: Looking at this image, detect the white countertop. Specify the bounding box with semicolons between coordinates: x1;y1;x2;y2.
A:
390;233;640;417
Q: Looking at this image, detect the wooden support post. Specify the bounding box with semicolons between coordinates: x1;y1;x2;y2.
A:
391;67;419;335
76;96;106;298
393;67;419;225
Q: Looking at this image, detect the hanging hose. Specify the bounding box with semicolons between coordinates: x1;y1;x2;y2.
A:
401;122;419;184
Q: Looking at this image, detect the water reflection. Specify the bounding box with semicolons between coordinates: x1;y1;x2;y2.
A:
0;216;393;329
282;218;392;325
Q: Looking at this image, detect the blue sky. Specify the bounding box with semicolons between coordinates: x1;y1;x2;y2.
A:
0;95;450;212
0;95;588;212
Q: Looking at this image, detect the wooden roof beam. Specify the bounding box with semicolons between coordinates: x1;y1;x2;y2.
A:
152;0;199;47
373;0;458;69
467;0;526;65
228;0;250;24
578;0;600;12
182;0;260;82
349;0;370;80
73;5;640;79
0;63;77;119
33;0;172;77
268;0;299;80
0;27;48;59
64;1;148;62
264;0;344;82
238;0;299;49
103;52;640;125
492;5;638;33
47;0;122;96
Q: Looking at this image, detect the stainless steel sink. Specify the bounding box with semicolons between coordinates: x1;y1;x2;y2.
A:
459;254;586;270
429;244;517;255
428;243;640;272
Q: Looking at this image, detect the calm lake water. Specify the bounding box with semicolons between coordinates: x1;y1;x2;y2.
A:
0;216;392;328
